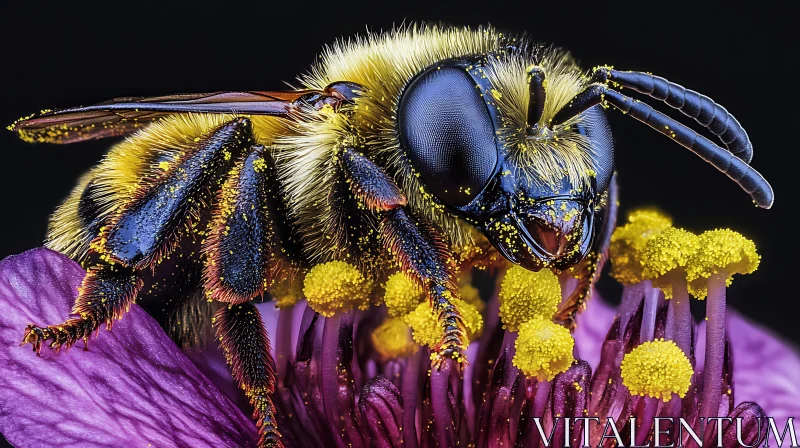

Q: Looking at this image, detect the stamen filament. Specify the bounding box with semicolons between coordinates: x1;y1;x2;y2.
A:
699;273;728;432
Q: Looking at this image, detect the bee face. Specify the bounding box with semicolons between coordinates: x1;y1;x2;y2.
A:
398;56;614;271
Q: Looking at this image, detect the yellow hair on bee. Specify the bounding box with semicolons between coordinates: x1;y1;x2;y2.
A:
45;170;97;260
486;51;596;192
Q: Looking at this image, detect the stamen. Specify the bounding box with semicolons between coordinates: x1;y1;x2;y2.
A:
498;266;561;332
404;298;483;348
685;229;759;430
609;209;672;285
512;316;575;381
383;272;425;317
641;227;698;353
371;317;418;360
302;261;372;317
620;339;693;402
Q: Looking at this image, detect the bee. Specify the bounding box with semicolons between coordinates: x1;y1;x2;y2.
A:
10;25;773;447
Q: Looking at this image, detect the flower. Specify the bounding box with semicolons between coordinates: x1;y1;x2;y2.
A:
2;210;800;447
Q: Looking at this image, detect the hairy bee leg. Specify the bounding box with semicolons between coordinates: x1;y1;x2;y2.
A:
555;175;619;329
22;118;253;354
215;303;282;448
339;147;407;211
381;208;467;366
204;145;286;304
22;264;143;353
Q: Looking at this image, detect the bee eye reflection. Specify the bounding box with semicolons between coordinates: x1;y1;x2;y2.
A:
398;66;498;207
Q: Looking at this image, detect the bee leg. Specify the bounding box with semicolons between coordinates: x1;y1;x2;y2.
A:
202;144;289;446
338;147;465;365
215;303;282;448
22;264;143;354
381;207;467;367
22;118;254;354
555;175;619;329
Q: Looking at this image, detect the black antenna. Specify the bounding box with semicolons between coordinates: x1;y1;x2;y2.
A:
527;66;546;129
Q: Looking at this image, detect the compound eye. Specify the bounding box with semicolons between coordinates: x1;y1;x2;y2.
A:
574;106;614;193
398;66;498;207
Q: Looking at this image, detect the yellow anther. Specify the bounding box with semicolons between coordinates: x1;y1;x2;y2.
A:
303;261;372;317
371;317;418;360
686;229;760;299
383;272;424;317
641;227;699;298
513;316;575;381
498;266;561;332
403;297;483;348
270;276;304;309
621;339;693;402
609;209;672;285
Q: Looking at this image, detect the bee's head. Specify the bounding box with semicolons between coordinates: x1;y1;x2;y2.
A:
397;53;614;271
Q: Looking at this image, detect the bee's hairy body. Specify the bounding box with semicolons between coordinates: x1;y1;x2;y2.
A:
13;25;772;448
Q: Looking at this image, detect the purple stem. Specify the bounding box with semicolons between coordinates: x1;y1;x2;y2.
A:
635;397;660;446
640;281;659;343
430;359;456;448
619;283;644;326
275;304;295;387
531;379;551;420
670;277;692;356
402;350;421;448
700;274;727;434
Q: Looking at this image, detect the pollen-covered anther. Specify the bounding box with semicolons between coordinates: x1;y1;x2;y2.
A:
302;261;372;317
685;229;760;299
609;209;672;285
620;338;693;402
641;227;699;298
403;298;482;348
512;316;575;381
383;272;425;316
371;317;418;360
498;266;561;332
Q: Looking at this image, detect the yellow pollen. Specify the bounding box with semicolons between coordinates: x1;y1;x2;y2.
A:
498;266;561;332
403;297;483;348
621;339;693;402
609;209;673;284
641;227;699;298
371;317;418;360
303;261;372;317
685;229;760;299
513;316;575;381
270;276;304;309
383;272;424;317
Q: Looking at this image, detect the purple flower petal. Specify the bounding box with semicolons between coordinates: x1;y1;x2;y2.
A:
573;296;618;372
0;248;256;448
358;375;404;447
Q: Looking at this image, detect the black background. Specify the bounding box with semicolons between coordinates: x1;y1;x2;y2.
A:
0;0;796;354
